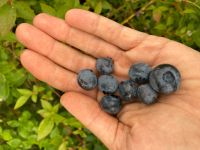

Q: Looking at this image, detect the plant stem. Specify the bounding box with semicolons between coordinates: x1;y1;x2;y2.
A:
183;0;200;10
121;0;155;25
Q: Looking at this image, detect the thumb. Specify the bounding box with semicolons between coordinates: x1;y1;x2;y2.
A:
60;92;121;148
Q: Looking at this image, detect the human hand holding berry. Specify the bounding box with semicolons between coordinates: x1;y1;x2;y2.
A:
16;9;200;150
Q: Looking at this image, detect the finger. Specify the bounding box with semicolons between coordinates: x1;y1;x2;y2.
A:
20;50;96;98
16;23;95;73
60;92;128;149
33;13;122;60
65;9;148;50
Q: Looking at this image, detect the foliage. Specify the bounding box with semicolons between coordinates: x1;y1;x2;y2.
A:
0;0;200;149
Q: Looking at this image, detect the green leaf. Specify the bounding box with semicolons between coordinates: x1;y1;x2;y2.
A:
33;85;45;93
154;24;166;31
37;117;54;140
180;27;186;34
7;139;21;148
95;2;102;14
0;62;15;74
74;0;80;7
56;0;75;18
58;141;67;150
193;29;200;48
41;100;53;111
0;126;2;135
0;31;16;42
53;114;66;124
31;94;37;103
40;3;56;16
52;104;59;113
94;143;107;150
0;0;7;8
73;129;87;138
37;86;45;92
166;16;174;26
102;1;112;10
153;9;161;22
14;95;30;109
18;126;29;138
183;9;196;14
50;127;60;138
17;89;32;96
64;117;83;128
0;73;9;101
7;120;19;127
152;6;169;22
0;46;9;60
41;91;54;101
6;69;27;87
37;109;51;118
78;5;90;10
0;4;16;36
21;111;31;120
14;1;35;20
157;6;168;12
2;130;12;141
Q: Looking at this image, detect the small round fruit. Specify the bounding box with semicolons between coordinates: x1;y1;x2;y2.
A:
77;69;97;90
96;57;113;74
100;95;121;115
128;62;152;84
118;80;138;101
137;84;158;105
149;64;181;94
98;75;118;94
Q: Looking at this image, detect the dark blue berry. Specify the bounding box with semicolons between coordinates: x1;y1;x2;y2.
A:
77;69;97;90
100;95;121;115
149;64;181;94
96;57;113;74
118;80;138;101
98;75;118;94
137;84;158;105
128;63;152;84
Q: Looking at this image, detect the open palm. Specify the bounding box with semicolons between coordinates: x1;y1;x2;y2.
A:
16;9;200;150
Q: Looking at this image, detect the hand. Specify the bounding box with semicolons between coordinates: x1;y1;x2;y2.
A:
16;9;200;150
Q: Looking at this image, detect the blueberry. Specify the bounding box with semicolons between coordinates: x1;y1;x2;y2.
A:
77;69;97;90
100;95;121;115
96;57;113;74
128;63;152;84
118;80;138;101
137;84;158;105
98;75;118;94
149;64;181;94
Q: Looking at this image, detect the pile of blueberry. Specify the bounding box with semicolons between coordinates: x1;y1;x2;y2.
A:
77;58;181;115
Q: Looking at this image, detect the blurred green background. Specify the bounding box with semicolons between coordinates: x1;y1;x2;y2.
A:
0;0;199;149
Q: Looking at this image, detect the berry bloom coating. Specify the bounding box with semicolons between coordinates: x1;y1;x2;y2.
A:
77;69;97;90
96;57;113;74
118;80;138;101
149;64;181;94
98;75;118;94
137;84;158;105
128;62;152;84
100;95;121;115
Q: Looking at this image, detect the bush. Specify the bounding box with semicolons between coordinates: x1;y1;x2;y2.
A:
0;0;199;149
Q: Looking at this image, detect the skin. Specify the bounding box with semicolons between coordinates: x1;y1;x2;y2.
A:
16;9;200;150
